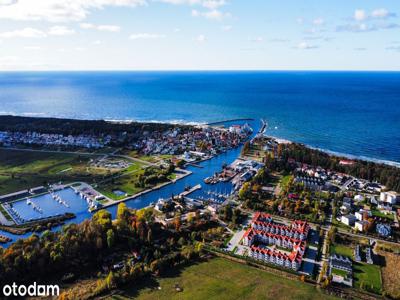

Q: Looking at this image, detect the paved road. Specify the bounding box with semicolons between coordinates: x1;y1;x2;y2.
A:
226;229;245;252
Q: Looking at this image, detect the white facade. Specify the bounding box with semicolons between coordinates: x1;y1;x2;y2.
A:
380;191;398;204
341;214;356;226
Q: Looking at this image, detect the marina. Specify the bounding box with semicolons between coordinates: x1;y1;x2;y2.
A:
0;119;259;247
2;187;89;226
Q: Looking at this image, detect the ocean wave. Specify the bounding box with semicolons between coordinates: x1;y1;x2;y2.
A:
104;118;206;126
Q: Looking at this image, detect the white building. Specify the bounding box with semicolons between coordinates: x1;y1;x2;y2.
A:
354;194;364;202
341;214;357;226
380;191;398;205
354;220;369;232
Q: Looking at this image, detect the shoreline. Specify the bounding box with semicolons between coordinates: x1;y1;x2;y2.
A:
1;113;399;168
265;134;400;169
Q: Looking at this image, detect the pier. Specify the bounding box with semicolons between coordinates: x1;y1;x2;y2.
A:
179;184;202;197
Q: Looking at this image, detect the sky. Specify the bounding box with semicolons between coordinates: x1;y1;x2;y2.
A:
0;0;400;71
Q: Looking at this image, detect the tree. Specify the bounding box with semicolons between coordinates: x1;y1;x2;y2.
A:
238;182;251;200
105;271;117;290
93;210;112;230
223;205;233;222
117;203;129;222
106;229;115;248
174;215;182;232
147;228;153;243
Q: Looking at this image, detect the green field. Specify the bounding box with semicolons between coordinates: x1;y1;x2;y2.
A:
330;243;353;257
371;209;394;221
97;164;174;200
331;268;348;278
330;243;382;294
353;262;382;294
111;258;337;300
0;149;123;195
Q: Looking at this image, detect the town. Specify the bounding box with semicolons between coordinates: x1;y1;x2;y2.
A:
0;116;399;299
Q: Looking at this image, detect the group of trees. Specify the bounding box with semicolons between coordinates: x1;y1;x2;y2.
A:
219;205;243;226
0;202;209;298
135;165;174;188
264;142;400;192
0;115;190;137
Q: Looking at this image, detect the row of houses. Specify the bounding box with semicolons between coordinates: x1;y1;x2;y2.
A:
242;213;309;271
249;245;303;270
250;212;310;241
136;125;250;157
0;131;111;149
354;245;374;264
329;254;353;287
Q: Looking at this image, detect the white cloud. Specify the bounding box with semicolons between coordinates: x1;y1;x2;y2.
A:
296;41;318;49
337;22;399;33
249;36;263;42
0;0;17;5
371;8;396;19
80;23;121;32
269;38;290;43
195;34;206;42
202;0;226;9
0;27;46;38
129;33;166;39
386;46;400;52
353;8;396;22
313;18;324;26
191;8;229;20
24;46;42;50
0;56;21;69
157;0;226;9
48;26;75;36
93;40;102;45
0;56;19;62
338;8;399;33
354;9;367;21
0;0;147;22
296;17;304;24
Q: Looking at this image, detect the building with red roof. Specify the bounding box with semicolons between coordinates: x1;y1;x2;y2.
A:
242;212;309;271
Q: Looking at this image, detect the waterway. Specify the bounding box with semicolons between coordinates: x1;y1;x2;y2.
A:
0;119;259;248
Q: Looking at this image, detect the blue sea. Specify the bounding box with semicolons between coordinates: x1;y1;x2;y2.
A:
0;71;400;164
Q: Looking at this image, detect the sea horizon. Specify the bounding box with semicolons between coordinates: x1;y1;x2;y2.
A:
1;71;399;165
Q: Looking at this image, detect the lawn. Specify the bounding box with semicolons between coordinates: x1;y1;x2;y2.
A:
97;171;146;200
112;258;337;300
121;150;159;163
371;209;394;221
330;243;382;294
330;243;353;257
0;149;120;195
97;165;170;200
353;262;382;294
331;268;348;278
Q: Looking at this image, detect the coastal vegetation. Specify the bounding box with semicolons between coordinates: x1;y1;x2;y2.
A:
0;115;188;139
264;142;400;192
